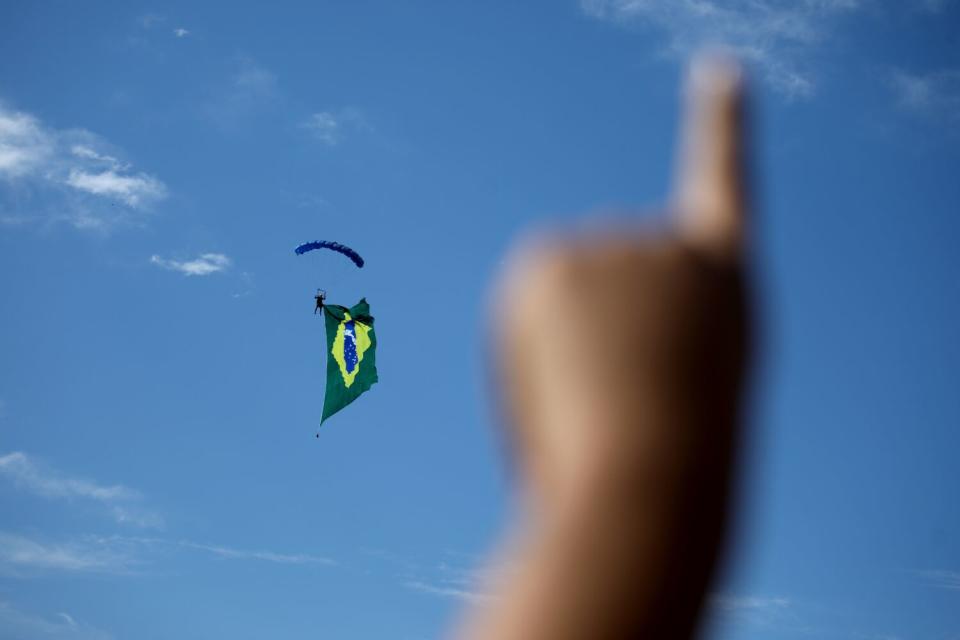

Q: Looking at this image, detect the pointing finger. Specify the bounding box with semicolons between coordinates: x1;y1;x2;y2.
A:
674;53;748;259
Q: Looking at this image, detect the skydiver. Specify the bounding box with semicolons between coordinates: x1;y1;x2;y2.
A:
314;290;326;314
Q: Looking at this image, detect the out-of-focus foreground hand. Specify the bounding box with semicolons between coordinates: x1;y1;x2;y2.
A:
460;55;751;640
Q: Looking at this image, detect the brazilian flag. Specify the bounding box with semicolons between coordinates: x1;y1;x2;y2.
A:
321;298;378;423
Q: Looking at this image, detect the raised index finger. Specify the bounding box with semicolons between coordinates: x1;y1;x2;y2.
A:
673;53;748;259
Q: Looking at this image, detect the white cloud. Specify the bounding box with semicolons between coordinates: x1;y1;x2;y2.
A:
301;108;371;145
4;533;334;575
390;551;501;605
712;595;792;612
303;112;340;145
205;58;280;128
0;452;136;502
63;144;164;208
404;580;493;604
889;68;960;120
233;59;277;96
0;110;52;177
921;0;949;12
173;27;190;38
291;193;330;209
0;452;162;528
69;145;125;170
0;103;167;228
56;613;77;627
150;253;232;276
177;540;335;566
0;533;335;576
138;13;165;29
579;0;862;98
917;569;960;590
0;533;130;573
0;601;111;640
65;170;165;207
107;506;163;529
708;593;796;630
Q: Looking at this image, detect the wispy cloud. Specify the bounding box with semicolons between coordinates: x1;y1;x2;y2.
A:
205;57;280;128
0;452;162;528
0;452;136;501
233;58;278;97
176;540;335;566
64;170;165;207
231;270;256;299
150;253;232;276
291;193;330;209
0;532;334;575
138;13;165;29
712;594;792;612
920;0;950;12
381;550;499;604
173;27;190;38
0;600;111;640
57;613;77;628
404;580;493;604
710;593;903;639
301;108;371;146
0;104;167;229
0;110;53;177
889;68;960;122
302;112;340;144
579;0;862;98
916;569;960;590
69;145;125;168
709;593;796;630
0;533;132;574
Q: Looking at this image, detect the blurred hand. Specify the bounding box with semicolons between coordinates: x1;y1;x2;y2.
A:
463;55;751;640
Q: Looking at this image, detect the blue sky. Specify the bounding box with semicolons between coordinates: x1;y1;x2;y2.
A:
1;1;958;638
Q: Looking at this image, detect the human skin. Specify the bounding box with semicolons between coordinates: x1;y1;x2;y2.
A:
460;55;750;639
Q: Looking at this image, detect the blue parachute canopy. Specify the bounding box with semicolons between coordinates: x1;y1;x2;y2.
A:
294;241;364;268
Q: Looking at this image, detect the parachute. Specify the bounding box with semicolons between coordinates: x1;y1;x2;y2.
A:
294;241;364;268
